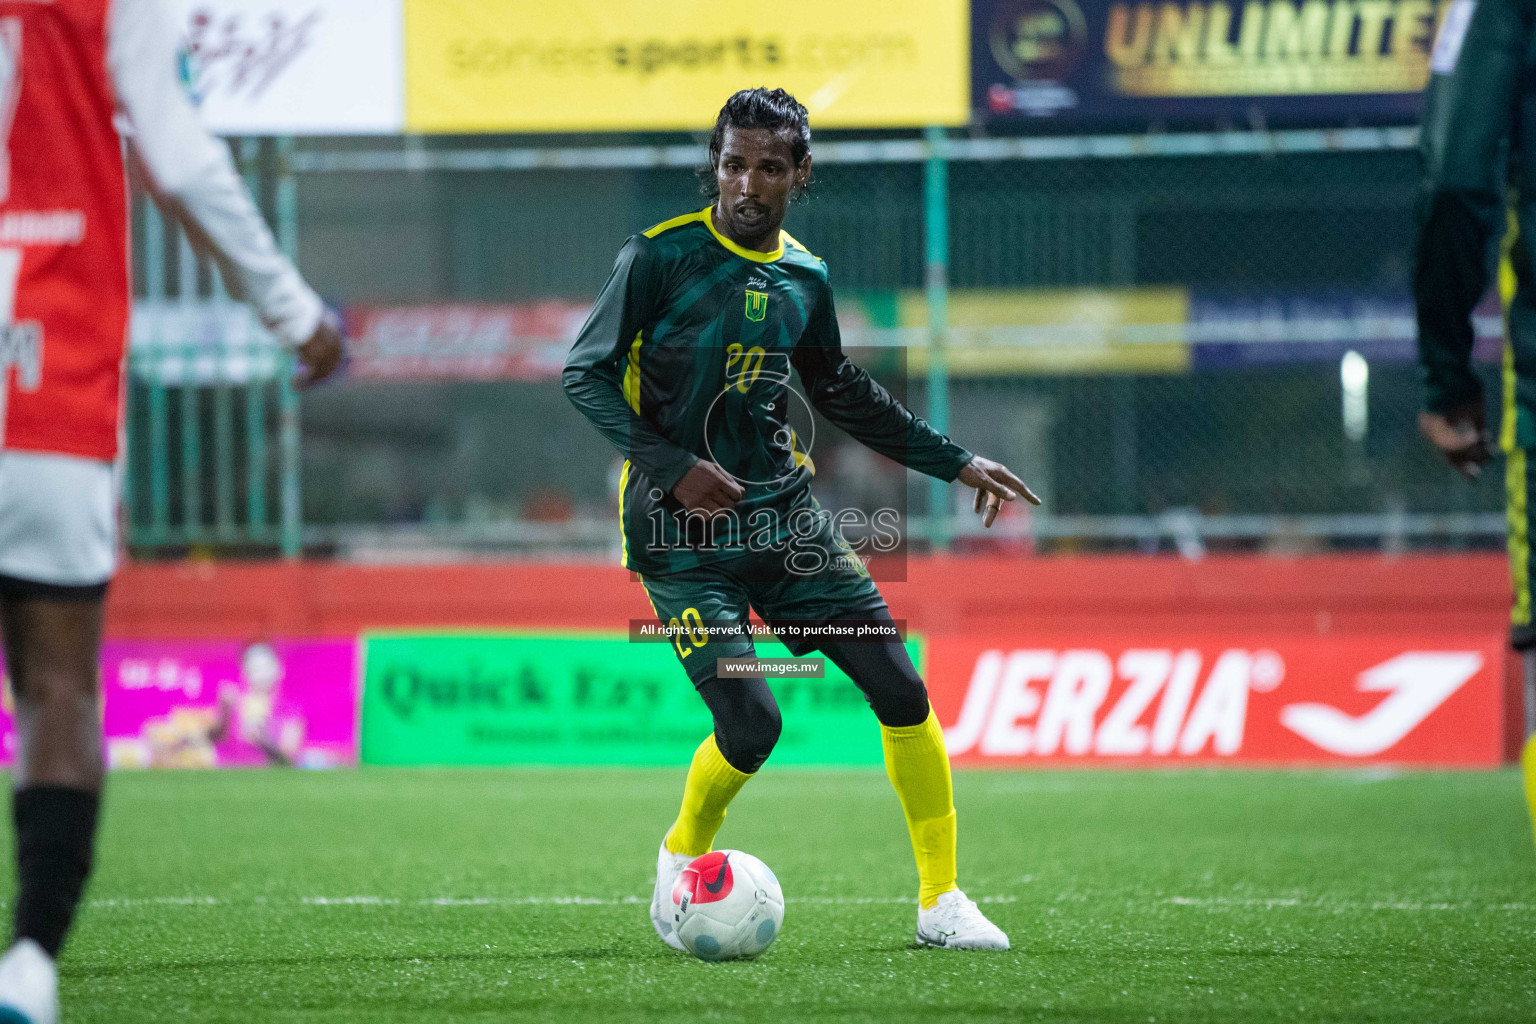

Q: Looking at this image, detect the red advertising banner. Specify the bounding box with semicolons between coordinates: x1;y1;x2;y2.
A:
343;303;584;381
928;635;1507;766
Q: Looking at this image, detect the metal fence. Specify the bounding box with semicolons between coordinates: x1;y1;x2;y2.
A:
125;139;304;556
123;127;1507;561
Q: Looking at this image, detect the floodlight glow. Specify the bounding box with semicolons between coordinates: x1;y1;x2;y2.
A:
1341;350;1368;442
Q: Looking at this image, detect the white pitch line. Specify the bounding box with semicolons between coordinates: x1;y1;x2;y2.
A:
89;897;220;908
79;895;1020;910
75;894;1525;913
1163;896;1533;912
306;895;1021;908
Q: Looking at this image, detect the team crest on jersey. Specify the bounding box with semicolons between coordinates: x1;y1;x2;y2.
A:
744;290;769;322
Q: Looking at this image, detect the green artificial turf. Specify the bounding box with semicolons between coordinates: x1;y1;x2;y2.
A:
28;767;1536;1023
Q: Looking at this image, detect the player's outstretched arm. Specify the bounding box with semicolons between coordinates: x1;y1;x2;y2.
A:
109;0;340;386
793;284;1041;527
790;289;967;475
957;456;1041;529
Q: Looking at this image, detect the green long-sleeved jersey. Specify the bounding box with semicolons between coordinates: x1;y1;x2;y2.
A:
1414;0;1536;446
563;207;972;576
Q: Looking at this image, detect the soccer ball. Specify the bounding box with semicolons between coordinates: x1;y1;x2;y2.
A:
670;850;784;961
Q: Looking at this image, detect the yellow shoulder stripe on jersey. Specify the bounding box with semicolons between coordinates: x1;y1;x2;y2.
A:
643;210;707;239
780;230;816;259
622;331;643;413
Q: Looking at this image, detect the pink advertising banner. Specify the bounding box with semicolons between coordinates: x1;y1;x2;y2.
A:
0;640;360;769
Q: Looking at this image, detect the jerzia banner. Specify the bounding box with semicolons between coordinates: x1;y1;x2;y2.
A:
928;635;1506;765
974;0;1450;126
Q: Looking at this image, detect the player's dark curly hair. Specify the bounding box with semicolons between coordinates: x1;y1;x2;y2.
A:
699;88;814;202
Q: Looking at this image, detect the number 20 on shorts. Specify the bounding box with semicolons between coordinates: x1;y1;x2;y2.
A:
670;607;708;659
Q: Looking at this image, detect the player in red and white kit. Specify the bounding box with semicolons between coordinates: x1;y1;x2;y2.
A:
0;1;342;1019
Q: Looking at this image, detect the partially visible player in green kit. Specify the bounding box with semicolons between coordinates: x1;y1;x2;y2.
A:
1413;0;1536;845
564;88;1039;950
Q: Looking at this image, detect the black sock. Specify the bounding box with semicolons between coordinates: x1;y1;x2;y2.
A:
12;787;99;959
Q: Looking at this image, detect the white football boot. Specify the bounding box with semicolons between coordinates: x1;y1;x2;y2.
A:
0;940;57;1024
649;840;691;952
916;890;1011;950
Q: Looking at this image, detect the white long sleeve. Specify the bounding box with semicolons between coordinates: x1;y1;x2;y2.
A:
108;0;323;347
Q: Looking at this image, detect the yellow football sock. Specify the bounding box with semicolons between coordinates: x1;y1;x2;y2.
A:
1523;735;1536;851
881;708;958;909
664;734;752;857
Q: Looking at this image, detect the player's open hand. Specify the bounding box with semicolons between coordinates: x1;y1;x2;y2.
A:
958;455;1041;528
671;459;745;513
1419;403;1491;480
294;309;345;389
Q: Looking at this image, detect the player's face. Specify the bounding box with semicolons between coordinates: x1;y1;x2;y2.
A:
713;127;810;250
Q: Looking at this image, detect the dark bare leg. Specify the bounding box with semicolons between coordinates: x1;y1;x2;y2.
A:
0;592;104;961
2;596;105;790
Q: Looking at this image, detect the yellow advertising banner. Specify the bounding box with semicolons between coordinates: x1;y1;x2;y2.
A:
403;0;970;133
843;288;1192;375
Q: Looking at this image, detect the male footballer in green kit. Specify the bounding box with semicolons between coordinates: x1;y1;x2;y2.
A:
1414;0;1536;844
564;88;1038;949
